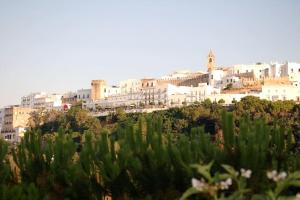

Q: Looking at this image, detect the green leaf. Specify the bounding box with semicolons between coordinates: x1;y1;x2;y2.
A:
222;164;238;177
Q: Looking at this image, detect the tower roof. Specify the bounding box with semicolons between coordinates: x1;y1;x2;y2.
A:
208;49;215;57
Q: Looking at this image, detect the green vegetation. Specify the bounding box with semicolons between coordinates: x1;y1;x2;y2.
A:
1;96;300;199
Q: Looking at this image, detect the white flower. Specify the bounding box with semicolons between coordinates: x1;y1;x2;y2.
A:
278;172;287;180
219;178;232;190
267;170;277;180
219;181;229;190
225;178;232;186
267;170;287;182
296;193;300;200
241;168;252;178
192;178;206;191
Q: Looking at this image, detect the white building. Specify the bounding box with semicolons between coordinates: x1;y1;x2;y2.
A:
76;89;91;102
104;86;121;97
269;63;282;78
84;91;144;110
208;93;259;105
84;83;221;110
21;92;63;110
208;69;225;87
142;83;221;107
280;62;300;81
260;83;300;102
160;70;202;80
167;83;220;106
1;106;33;143
84;57;300;111
119;79;141;94
229;63;271;79
187;83;220;103
220;75;242;89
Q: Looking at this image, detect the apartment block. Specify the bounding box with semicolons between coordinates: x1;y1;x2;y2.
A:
21;92;62;110
1;105;34;143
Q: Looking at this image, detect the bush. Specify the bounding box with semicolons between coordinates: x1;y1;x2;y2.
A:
11;99;300;199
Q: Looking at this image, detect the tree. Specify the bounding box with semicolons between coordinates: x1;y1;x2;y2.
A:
27;110;44;129
202;99;212;108
218;99;225;104
115;108;127;122
174;119;188;132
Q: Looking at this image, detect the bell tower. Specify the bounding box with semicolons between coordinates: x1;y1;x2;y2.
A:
207;50;215;72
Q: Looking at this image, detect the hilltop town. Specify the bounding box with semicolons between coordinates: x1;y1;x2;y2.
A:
1;50;300;143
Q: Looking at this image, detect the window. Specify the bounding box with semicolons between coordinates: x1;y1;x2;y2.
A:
283;96;286;100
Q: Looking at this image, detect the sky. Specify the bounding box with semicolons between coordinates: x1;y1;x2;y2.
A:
0;0;299;107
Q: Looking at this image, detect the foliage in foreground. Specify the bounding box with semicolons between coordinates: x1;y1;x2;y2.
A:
1;110;300;199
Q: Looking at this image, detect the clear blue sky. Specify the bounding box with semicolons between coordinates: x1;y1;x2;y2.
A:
0;0;299;107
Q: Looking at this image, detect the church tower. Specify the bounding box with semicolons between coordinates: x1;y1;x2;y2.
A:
207;50;215;72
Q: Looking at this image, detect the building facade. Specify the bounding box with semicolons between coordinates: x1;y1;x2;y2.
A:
62;92;77;106
91;80;107;101
77;89;91;102
21;92;62;110
260;83;300;102
0;106;34;143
